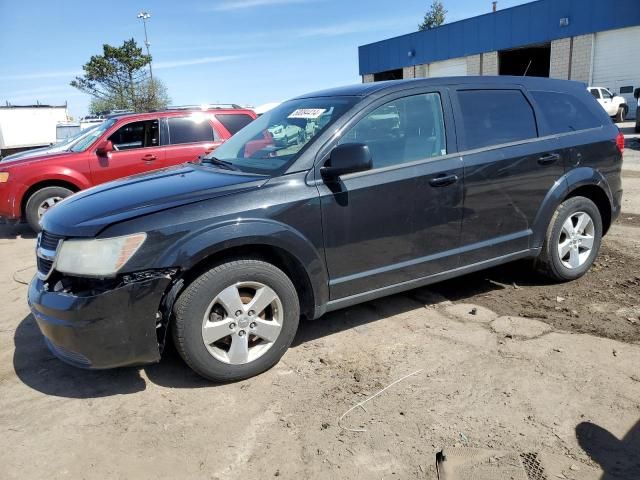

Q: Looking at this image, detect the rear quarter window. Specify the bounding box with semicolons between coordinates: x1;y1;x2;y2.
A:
167;116;216;145
216;114;254;135
530;91;603;134
457;90;538;150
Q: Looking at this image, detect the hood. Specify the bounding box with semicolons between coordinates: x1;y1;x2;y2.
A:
1;144;72;163
41;164;268;237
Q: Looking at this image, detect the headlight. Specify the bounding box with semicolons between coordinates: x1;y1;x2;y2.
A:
56;233;147;277
0;172;9;182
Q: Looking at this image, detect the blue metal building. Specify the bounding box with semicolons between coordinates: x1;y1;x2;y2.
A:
358;0;640;116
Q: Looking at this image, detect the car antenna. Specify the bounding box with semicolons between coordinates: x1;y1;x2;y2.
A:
522;59;533;77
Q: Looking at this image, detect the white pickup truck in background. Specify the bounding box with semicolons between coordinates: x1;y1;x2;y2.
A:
588;87;628;123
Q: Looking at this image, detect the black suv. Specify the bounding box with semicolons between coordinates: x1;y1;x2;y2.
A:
29;77;624;382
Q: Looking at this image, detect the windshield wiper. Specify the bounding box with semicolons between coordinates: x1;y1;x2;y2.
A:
199;156;240;171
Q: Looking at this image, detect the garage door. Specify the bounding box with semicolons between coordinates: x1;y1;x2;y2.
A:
593;26;640;119
428;58;467;78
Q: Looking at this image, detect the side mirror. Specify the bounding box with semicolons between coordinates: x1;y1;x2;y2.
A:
96;140;113;157
634;88;640;100
321;143;372;179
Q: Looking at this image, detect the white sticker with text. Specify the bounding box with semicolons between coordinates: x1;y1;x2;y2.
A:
288;108;326;119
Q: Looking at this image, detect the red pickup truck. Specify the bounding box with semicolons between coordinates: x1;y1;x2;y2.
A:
0;107;256;230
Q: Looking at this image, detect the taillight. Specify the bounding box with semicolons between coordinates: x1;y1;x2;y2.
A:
616;130;625;155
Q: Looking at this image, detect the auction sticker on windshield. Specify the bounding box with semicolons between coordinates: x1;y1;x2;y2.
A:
288;109;326;119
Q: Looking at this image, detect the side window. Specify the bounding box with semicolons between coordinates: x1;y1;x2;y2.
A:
457;90;537;150
109;119;159;151
339;93;447;169
167;117;215;145
531;91;603;134
590;89;601;99
601;89;613;99
216;114;254;135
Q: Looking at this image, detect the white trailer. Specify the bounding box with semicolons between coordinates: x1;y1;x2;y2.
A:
0;105;68;156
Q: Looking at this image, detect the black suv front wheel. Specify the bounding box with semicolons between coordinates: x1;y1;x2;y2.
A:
172;259;300;382
537;196;603;281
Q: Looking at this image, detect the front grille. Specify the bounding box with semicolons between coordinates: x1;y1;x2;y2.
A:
37;230;64;279
37;257;54;277
40;231;63;250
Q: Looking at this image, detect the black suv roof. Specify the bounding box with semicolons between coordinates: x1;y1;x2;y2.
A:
296;76;587;99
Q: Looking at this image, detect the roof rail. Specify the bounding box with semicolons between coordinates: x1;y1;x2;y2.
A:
163;104;242;111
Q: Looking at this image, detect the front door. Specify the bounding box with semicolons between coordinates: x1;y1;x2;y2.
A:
317;91;464;300
452;87;564;264
92;118;164;185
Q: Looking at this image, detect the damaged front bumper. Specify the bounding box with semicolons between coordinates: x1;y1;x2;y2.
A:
28;272;173;369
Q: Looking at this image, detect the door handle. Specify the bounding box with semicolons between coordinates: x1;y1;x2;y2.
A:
142;154;157;162
538;153;560;165
429;174;459;187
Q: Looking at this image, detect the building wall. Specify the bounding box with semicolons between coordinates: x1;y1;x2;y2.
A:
550;37;572;80
570;34;594;83
482;52;499;76
467;55;481;76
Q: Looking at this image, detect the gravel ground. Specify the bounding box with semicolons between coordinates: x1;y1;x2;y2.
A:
1;135;639;479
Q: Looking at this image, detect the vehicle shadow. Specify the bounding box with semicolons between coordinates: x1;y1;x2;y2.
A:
13;259;546;398
576;420;640;480
0;223;36;240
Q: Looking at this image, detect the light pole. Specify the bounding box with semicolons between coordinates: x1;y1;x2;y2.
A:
137;11;153;80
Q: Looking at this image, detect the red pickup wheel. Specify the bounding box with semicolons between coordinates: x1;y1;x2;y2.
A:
25;186;73;232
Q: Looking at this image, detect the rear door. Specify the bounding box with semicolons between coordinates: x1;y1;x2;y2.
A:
453;87;564;264
317;89;464;299
163;115;222;166
92;118;164;185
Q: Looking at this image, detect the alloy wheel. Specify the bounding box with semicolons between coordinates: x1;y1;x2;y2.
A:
201;281;283;365
37;196;64;218
557;211;595;269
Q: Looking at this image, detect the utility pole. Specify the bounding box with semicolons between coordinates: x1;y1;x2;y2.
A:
137;11;153;80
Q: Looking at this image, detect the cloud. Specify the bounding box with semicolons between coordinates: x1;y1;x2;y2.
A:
209;0;315;11
154;55;244;69
295;17;415;38
0;69;81;82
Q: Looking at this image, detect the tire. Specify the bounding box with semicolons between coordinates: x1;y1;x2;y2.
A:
25;186;73;232
172;259;300;382
614;106;626;123
536;196;603;282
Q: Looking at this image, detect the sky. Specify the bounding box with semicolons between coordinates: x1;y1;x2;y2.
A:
0;0;532;118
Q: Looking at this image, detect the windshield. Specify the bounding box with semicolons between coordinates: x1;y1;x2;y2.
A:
53;124;100;149
70;119;117;152
203;97;358;175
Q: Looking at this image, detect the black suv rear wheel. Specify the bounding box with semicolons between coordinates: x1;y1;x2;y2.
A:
172;259;300;382
536;196;603;281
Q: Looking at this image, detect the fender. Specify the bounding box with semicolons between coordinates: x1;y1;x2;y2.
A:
157;218;329;312
2;170;89;220
531;166;613;248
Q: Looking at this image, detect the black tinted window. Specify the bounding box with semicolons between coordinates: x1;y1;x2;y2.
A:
216;114;254;135
531;91;603;134
109;119;159;151
339;93;447;169
590;89;601;99
458;90;537;150
167;117;215;145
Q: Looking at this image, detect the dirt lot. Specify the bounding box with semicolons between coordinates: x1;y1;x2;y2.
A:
1;127;639;479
